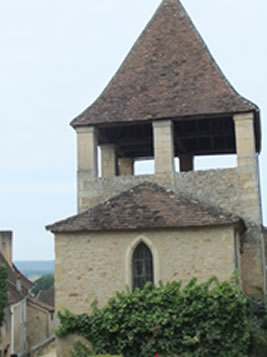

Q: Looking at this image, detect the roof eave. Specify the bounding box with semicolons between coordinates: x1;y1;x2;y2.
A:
49;221;240;235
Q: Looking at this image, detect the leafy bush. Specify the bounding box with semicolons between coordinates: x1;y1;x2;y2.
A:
70;341;122;357
0;264;8;327
56;277;262;357
246;296;267;357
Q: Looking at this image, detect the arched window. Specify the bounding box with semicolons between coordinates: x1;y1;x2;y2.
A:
132;242;154;290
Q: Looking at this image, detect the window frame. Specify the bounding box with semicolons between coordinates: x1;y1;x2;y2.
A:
132;241;154;290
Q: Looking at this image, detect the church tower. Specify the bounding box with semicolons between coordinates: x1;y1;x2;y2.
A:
47;4;265;346
69;0;264;296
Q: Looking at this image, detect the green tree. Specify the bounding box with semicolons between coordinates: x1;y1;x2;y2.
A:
0;264;8;327
32;274;54;296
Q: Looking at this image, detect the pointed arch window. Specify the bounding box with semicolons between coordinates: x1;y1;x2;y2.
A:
132;242;154;290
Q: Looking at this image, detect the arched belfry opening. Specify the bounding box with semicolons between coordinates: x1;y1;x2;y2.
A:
132;242;154;290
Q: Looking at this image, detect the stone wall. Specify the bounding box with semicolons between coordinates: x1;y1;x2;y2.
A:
78;173;156;213
77;167;265;296
11;298;27;355
79;167;259;222
27;301;54;349
31;336;55;357
55;226;236;314
79;169;237;215
55;225;237;357
173;167;264;296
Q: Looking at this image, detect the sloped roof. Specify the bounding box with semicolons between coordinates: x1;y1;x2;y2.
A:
37;289;55;308
28;296;54;313
7;281;25;305
0;253;32;305
13;264;33;291
71;0;257;128
47;183;241;233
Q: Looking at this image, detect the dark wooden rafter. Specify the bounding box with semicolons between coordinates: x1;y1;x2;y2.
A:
96;115;237;159
209;120;215;149
173;117;235;156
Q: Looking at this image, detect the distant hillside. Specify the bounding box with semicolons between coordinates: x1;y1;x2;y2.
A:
15;260;54;279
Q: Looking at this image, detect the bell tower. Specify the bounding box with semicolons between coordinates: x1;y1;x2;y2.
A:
71;0;264;297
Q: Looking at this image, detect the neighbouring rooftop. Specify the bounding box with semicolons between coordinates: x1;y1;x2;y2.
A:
0;252;33;305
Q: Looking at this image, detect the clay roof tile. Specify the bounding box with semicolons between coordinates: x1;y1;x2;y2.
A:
71;0;257;128
46;183;242;233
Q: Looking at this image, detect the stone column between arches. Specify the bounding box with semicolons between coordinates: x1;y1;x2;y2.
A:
153;120;174;175
100;144;117;177
119;158;134;176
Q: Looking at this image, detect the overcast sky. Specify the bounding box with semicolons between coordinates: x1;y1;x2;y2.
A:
0;0;266;261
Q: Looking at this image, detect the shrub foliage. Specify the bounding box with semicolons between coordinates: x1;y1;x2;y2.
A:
0;264;8;327
70;341;122;357
57;277;259;357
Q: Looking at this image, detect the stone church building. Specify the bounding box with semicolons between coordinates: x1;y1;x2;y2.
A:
47;0;265;332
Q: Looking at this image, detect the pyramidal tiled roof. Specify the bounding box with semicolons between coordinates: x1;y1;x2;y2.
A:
46;183;241;233
71;0;257;128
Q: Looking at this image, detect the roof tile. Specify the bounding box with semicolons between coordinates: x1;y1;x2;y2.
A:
0;253;32;305
47;183;241;233
72;0;257;128
37;289;55;308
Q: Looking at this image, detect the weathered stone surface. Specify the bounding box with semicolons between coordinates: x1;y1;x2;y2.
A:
27;300;54;349
75;166;264;296
118;158;133;176
100;144;117;178
77;127;98;191
55;226;237;314
153;120;174;175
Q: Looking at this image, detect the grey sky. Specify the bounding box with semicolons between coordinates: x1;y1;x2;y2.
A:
0;0;266;260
